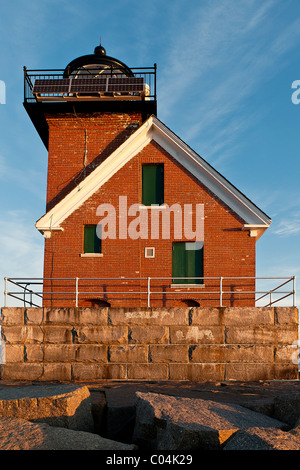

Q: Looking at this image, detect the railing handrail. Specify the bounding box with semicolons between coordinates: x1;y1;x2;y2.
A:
24;67;157;73
5;275;295;280
23;65;157;103
4;275;296;308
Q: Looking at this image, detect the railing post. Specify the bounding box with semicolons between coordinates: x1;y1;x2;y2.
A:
154;63;157;101
23;66;27;103
4;277;7;307
293;276;296;307
75;277;79;307
220;277;223;307
147;277;151;307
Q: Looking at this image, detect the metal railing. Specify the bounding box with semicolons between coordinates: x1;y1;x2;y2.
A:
23;65;157;103
3;276;296;308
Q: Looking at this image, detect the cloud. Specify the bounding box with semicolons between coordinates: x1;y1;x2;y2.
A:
255;255;298;307
273;214;300;237
158;1;274;109
0;149;46;202
157;0;300;164
0;210;44;307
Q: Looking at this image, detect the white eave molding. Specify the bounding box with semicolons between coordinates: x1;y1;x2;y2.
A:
242;224;269;240
38;227;64;238
36;115;271;238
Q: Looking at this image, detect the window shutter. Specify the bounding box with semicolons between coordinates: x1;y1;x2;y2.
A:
172;242;186;283
142;164;164;205
172;242;203;284
84;225;101;253
185;243;203;284
155;164;164;205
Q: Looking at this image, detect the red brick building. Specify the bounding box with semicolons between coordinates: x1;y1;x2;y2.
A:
24;44;271;308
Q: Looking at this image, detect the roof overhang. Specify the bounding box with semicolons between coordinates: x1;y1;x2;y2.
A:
36;115;271;237
23;100;157;149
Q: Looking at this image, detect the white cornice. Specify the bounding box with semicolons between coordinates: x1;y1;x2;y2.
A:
36;115;271;237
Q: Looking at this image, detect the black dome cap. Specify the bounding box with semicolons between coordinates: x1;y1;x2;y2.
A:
63;42;133;77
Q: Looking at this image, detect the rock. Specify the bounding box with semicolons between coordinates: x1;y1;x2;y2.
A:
106;404;136;443
236;397;274;417
223;427;300;450
0;384;93;431
133;392;286;450
272;392;300;427
90;390;107;434
0;416;137;450
104;388;136;443
291;419;300;434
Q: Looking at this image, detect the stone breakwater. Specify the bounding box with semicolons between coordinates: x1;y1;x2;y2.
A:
1;382;300;450
0;306;298;382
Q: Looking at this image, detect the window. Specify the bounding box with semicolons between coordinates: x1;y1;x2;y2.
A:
145;247;155;258
142;164;164;205
84;225;102;254
172;242;203;284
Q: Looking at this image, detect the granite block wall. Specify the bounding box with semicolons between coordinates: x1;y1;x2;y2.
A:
0;307;298;381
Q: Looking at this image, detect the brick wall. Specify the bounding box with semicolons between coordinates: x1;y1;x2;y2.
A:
1;307;298;381
43;136;256;308
45;111;143;210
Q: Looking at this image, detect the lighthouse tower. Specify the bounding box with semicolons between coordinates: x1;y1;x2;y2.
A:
24;43;157;307
25;43;156;211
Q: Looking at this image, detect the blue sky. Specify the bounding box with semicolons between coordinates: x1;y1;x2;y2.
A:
0;0;299;307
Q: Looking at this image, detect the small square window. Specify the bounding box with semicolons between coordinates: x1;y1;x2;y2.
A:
145;247;155;258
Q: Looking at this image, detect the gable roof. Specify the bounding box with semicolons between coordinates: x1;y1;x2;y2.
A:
36;115;271;238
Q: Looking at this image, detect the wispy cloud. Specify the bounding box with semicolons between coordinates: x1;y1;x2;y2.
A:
0;210;44;307
157;0;300;163
158;1;275;112
273;212;300;237
0;210;43;275
0;151;46;201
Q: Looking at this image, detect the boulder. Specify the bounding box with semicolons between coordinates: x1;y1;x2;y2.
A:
133;392;286;450
223;427;300;450
0;384;93;431
0;416;137;450
272;392;300;427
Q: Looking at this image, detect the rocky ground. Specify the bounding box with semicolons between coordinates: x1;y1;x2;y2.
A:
0;379;300;453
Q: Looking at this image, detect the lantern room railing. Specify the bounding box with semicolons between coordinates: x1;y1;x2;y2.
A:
23;65;157;103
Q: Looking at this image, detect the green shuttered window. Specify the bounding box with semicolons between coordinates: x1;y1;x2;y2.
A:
172;242;203;284
84;225;102;254
142;164;164;205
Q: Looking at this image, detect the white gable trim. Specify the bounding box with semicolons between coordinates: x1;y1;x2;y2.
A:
151;121;270;227
36;115;271;236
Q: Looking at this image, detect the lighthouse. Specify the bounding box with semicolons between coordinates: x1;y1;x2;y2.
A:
24;43;270;308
